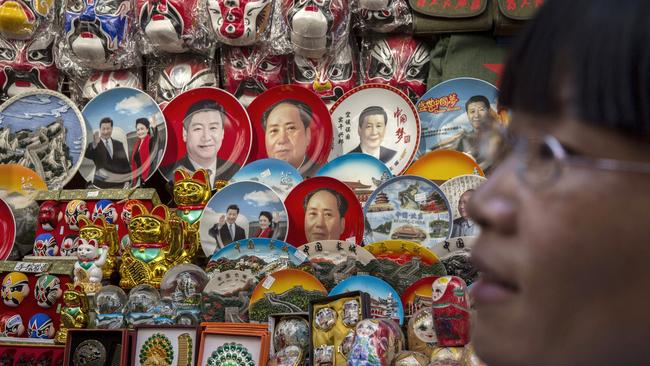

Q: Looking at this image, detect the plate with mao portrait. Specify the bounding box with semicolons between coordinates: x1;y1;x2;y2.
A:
199;181;289;256
0;90;86;190
283;177;364;247
159;87;252;189
416;77;508;170
80;88;167;189
405;150;484;185
247;85;333;178
229;158;303;200
329;84;420;175
364;175;452;250
316;153;393;205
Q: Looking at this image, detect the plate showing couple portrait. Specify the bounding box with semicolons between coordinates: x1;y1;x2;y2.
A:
79;88;167;188
199;181;289;257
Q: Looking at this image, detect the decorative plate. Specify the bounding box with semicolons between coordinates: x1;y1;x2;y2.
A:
207;342;255;366
0;165;47;194
0;90;86;190
247;85;333;177
329;84;420;175
283;177;364;247
80;87;167;188
440;174;487;239
401;276;439;319
229;158;303;200
405;150;484;184
0;198;16;260
199;181;289;256
316;153;393;205
159;87;252;188
202;269;258;323
330;275;404;325
248;269;326;323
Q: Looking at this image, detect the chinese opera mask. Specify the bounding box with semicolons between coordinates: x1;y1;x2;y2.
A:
121;199;143;225
0;0;55;40
61;234;78;256
1;272;29;307
291;42;358;108
82;69;142;100
65;200;89;231
63;0;134;68
34;274;62;308
27;313;54;339
0;34;58;101
281;0;349;58
137;0;200;53
33;233;58;256
356;0;408;33
152;55;216;108
0;314;25;337
362;36;431;102
207;0;272;46
222;46;287;107
91;199;118;224
38;200;62;232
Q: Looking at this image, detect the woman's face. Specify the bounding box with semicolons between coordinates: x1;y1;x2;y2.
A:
259;215;270;229
136;123;148;139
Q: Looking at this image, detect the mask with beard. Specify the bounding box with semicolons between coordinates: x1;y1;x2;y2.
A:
207;0;273;46
0;0;55;40
137;0;201;53
0;34;58;101
150;54;217;108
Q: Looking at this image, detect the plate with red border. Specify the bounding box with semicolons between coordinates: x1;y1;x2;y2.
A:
0;197;16;260
401;276;439;319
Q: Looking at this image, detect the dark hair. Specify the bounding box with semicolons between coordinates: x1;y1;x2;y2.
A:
303;188;348;217
226;204;239;214
465;96;490;112
499;0;650;138
358;106;387;128
183;100;225;130
259;211;273;223
99;117;113;127
135;118;150;130
261;99;312;130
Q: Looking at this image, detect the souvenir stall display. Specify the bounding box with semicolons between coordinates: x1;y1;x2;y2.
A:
0;1;545;364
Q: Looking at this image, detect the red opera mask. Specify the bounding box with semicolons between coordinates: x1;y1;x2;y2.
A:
222;46;287;107
0;34;58;101
431;276;471;347
151;54;217;108
137;0;200;53
207;0;272;46
281;0;349;58
0;0;55;40
37;200;61;232
362;35;431;102
291;42;358;109
82;69;142;100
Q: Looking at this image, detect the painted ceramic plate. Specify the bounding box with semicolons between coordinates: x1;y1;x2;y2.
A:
229;158;303;200
440;248;478;286
283;177;364;247
249;269;326;323
206;238;310;278
363;175;452;249
401;276;439;319
316;153;393;205
416;77;507;169
0;197;16;260
440;174;487;239
159;87;252;188
329;84;420;175
0;191;38;260
80;87;167;188
199;181;288;255
329;275;404;325
0;90;86;190
430;236;477;260
297;240;376;290
247;85;332;177
0;165;47;194
202;270;259;323
405;150;484;184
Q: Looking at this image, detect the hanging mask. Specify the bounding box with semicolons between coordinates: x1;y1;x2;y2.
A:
33;233;58;256
27;313;54;339
291;42;358;108
152;54;217;108
0;0;55;40
37;200;62;232
356;0;410;33
65;200;89;231
207;0;272;46
362;35;431;102
60;234;79;257
0;34;58;101
222;46;287;107
0;313;25;337
34;274;62;308
81;69;142;100
121;199;143;225
137;0;201;53
1;272;29;307
91;199;118;224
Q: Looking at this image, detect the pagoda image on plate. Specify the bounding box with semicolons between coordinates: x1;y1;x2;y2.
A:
367;191;394;212
342;180;374;203
390;224;427;241
369;291;399;319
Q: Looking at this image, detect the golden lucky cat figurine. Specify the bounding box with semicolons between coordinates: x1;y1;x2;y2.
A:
120;204;196;289
78;215;119;280
173;168;212;226
54;284;89;344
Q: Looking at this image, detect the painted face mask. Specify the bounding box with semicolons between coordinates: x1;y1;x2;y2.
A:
91;199;118;224
63;0;134;68
362;35;431;102
121;199;143;225
0;0;55;40
37;200;62;232
65;200;89;231
281;0;349;58
27;313;54;339
34;274;62;308
356;0;409;33
207;0;273;46
60;234;79;257
0;313;25;337
33;233;58;256
1;272;29;307
291;42;357;108
222;46;287;107
81;69;142;100
0;34;58;101
137;0;200;53
152;54;216;108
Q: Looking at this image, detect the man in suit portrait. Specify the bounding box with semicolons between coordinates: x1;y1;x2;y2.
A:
209;204;246;248
84;117;131;188
351;106;397;163
163;99;240;188
451;189;479;238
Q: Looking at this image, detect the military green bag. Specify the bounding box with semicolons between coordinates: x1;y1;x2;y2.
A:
494;0;544;35
411;0;493;35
